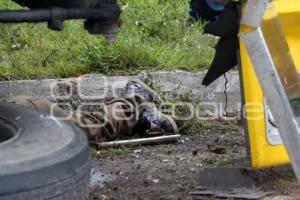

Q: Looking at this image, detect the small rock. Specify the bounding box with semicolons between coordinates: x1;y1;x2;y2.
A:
178;157;185;161
152;179;159;183
196;163;202;167
207;144;227;154
192;150;198;156
134;149;142;154
119;171;126;176
133;155;140;159
99;194;110;200
233;149;239;153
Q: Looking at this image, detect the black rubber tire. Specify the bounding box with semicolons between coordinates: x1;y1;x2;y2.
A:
0;103;91;200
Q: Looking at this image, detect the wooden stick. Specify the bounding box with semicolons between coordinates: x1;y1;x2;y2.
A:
94;134;181;147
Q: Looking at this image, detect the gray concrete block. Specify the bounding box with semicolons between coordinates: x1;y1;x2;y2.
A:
0;71;242;114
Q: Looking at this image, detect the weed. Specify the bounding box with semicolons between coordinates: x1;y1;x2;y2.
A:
0;0;215;80
136;72;239;136
175;180;196;192
91;146;133;159
203;154;234;166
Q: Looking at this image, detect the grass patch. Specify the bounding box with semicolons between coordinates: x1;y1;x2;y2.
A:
0;0;215;80
90;146;133;159
204;154;235;166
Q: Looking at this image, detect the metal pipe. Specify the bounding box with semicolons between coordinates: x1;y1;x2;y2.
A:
0;7;119;23
93;135;181;147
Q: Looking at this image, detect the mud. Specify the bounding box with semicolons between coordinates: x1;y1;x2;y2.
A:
90;167;118;188
89;121;300;200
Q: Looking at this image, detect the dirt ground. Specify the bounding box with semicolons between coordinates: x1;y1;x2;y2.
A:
89;121;300;200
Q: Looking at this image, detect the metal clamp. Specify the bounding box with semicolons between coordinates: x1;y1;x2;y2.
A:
241;0;269;27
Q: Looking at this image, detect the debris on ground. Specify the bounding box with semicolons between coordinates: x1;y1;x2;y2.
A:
190;187;272;199
93;134;181;147
89;124;300;200
207;144;227;154
190;167;273;199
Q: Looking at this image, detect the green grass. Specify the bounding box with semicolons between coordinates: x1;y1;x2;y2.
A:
0;0;216;80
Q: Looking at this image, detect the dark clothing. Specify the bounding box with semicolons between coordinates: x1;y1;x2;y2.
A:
1;95;156;142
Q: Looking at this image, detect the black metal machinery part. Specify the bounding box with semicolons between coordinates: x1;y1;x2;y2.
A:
0;0;121;41
0;6;119;30
189;0;240;86
202;1;240;86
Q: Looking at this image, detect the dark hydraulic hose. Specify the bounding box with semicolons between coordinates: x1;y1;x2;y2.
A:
0;7;119;23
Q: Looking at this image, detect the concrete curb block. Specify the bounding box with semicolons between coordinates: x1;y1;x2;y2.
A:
0;71;241;113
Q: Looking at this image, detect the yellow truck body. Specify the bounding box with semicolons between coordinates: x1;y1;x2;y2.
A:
241;0;300;169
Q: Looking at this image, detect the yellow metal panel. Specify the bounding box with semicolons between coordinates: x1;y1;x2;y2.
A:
241;0;300;169
241;42;289;169
276;0;300;68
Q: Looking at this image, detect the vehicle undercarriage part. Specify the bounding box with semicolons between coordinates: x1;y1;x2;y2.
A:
0;103;91;199
1;0;121;43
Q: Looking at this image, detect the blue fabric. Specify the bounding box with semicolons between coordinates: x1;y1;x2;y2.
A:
189;0;225;21
206;0;225;11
